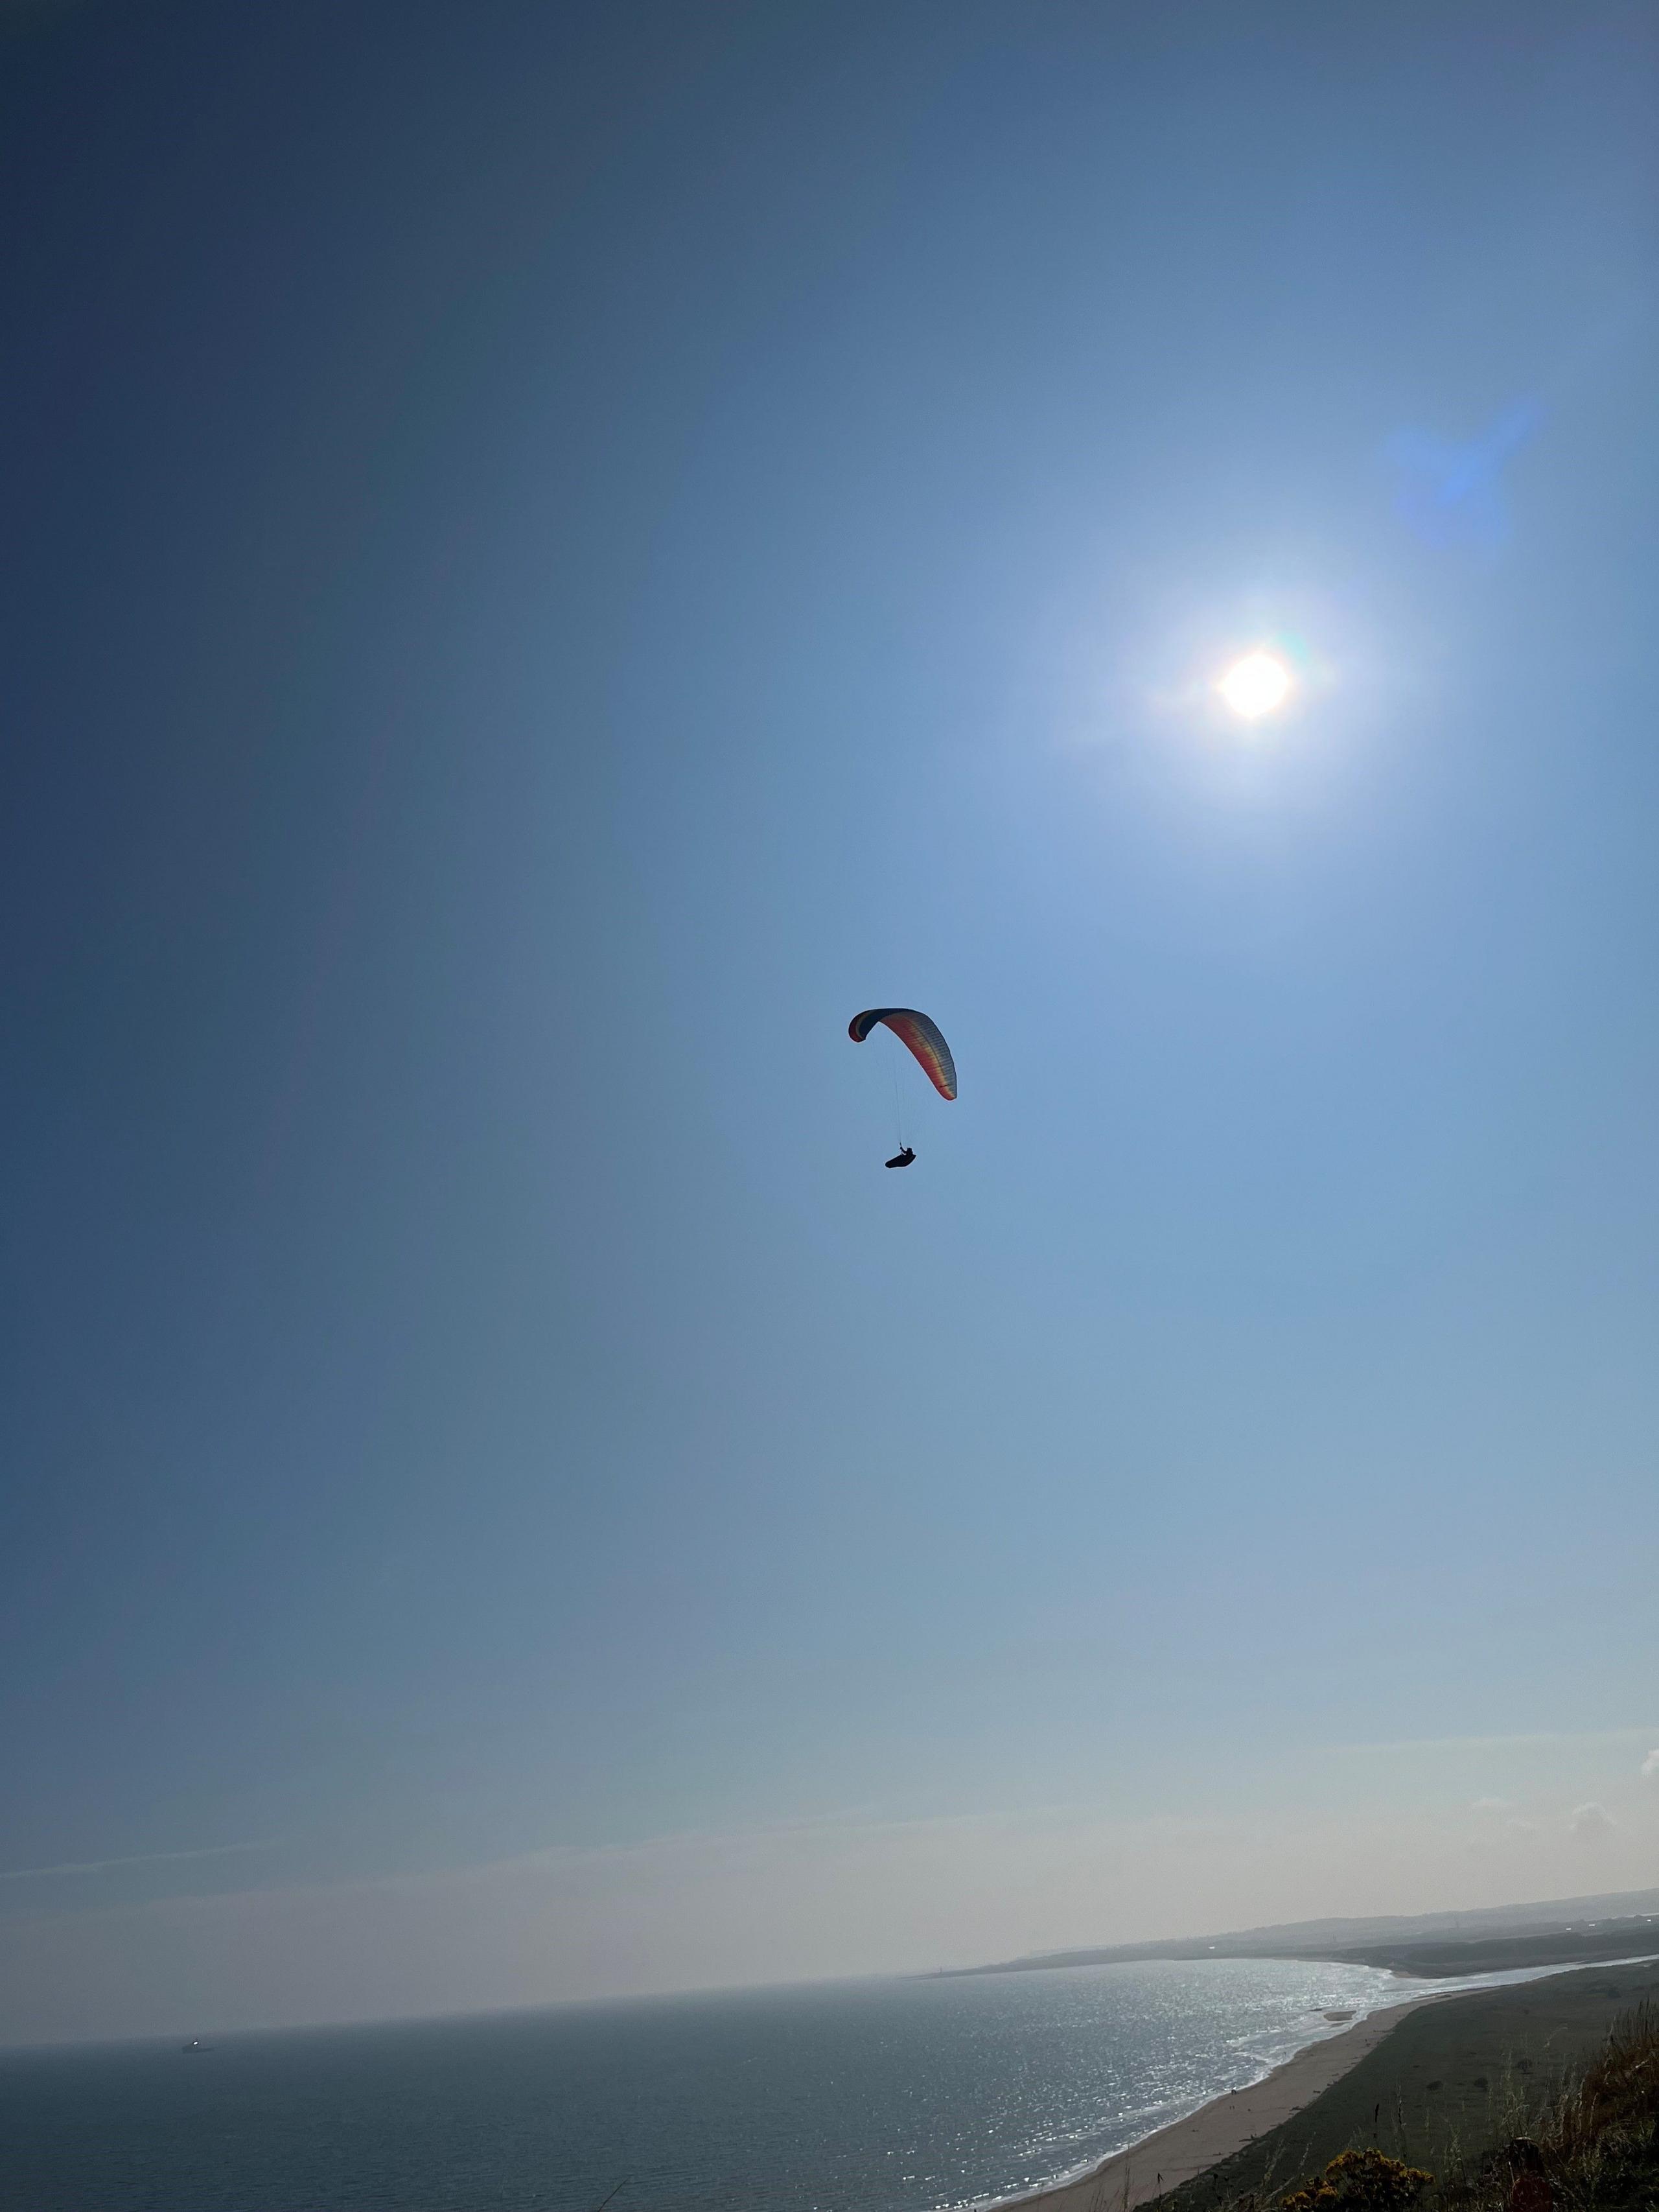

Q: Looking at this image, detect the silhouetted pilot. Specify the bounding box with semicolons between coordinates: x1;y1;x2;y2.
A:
885;1147;916;1169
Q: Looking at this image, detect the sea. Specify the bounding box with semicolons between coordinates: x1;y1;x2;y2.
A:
0;1955;1423;2212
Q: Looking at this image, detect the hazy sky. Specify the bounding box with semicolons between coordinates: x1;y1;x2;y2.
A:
3;1;1658;2046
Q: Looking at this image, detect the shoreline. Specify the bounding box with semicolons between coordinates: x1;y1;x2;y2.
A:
999;1992;1437;2212
998;1955;1659;2212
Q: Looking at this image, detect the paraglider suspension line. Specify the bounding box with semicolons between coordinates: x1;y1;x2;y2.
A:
889;1034;907;1152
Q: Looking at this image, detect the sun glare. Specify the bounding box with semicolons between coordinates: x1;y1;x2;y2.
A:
1217;649;1292;721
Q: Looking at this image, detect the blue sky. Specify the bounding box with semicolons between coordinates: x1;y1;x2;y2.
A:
3;0;1658;2043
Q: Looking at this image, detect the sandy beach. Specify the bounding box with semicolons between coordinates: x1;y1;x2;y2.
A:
1011;1994;1434;2212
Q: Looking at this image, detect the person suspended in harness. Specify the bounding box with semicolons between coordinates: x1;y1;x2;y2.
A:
885;1146;916;1169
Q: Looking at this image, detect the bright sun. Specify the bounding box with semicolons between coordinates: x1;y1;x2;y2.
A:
1217;649;1292;721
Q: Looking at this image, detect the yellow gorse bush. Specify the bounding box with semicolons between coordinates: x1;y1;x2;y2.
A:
1279;2149;1436;2212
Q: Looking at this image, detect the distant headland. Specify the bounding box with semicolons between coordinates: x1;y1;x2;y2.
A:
936;1883;1659;1982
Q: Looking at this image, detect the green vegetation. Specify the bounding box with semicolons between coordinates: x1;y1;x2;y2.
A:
1163;1965;1659;2212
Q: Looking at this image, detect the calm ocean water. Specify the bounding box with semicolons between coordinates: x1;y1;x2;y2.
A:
0;1956;1408;2212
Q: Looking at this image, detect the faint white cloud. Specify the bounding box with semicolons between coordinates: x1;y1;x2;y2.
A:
1642;1750;1659;1780
7;1792;1659;2051
1570;1802;1615;1837
1471;1797;1512;1813
1330;1727;1659;1756
0;1839;280;1883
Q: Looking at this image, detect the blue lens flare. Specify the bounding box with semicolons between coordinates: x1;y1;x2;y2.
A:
1386;399;1544;551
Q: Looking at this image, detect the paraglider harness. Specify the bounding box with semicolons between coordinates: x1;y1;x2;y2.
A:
885;1147;916;1169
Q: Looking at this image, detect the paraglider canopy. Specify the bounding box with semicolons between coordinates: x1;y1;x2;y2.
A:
848;1008;957;1100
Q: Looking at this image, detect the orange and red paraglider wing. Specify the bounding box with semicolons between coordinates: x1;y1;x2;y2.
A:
848;1008;957;1100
